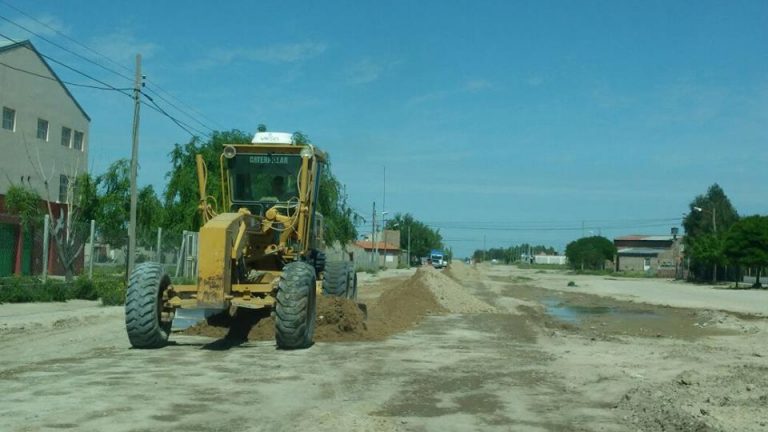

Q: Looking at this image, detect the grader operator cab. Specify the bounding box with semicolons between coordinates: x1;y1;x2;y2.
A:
125;131;357;349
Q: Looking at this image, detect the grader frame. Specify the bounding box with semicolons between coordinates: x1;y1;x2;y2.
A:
124;133;356;350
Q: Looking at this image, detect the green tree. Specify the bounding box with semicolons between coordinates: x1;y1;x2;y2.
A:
95;159;130;247
472;244;557;263
163;130;253;240
5;185;43;230
137;185;164;248
723;215;768;288
163;129;358;247
75;173;99;223
385;213;443;262
683;184;739;281
291;130;359;245
565;236;616;270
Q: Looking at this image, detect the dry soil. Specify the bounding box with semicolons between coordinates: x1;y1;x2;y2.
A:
1;263;768;431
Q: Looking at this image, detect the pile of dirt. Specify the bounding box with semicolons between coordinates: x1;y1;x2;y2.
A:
617;366;768;432
443;261;483;282
413;266;496;313
181;270;448;343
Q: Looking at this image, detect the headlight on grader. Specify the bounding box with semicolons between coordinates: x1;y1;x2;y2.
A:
300;145;314;159
223;145;237;159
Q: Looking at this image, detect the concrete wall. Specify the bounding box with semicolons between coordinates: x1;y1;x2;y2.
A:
617;249;677;275
0;44;89;201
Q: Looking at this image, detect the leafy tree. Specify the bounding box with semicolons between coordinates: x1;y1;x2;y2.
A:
163;128;358;247
137;185;164;248
5;185;43;229
95;159;130;247
75;173;99;223
472;244;558;263
565;236;616;270
384;213;444;261
723;215;768;288
163;130;252;241
683;184;739;281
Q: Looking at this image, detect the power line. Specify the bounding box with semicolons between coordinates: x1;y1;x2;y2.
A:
0;60;130;90
0;31;208;138
0;2;223;131
141;91;209;138
143;85;215;133
0;11;134;83
0;31;133;96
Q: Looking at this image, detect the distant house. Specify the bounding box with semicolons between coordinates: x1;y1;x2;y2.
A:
0;40;91;276
614;235;683;277
351;229;401;269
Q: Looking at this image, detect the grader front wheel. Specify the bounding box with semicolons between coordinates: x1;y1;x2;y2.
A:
275;261;317;349
125;262;173;349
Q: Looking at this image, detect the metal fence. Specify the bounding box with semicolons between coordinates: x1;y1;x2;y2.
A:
0;212;193;280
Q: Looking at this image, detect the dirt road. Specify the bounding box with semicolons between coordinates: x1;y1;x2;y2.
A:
2;264;767;431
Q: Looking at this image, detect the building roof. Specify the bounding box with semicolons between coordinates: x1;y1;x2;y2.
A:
617;247;664;256
355;240;400;252
0;40;91;121
614;234;675;241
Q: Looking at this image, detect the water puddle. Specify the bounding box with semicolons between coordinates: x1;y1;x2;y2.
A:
542;298;658;324
172;309;223;331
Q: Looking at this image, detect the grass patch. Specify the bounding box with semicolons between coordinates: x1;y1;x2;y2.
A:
0;275;126;305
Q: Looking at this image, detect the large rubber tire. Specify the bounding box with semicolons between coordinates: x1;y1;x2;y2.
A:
346;263;358;300
322;261;349;297
275;261;317;349
125;262;172;349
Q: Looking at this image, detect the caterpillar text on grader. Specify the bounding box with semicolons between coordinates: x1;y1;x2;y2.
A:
125;131;358;349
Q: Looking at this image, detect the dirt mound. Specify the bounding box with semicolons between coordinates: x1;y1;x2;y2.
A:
413;266;496;313
443;261;483;282
618;366;768;432
181;271;447;343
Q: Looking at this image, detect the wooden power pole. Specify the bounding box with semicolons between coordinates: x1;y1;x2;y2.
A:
127;54;143;278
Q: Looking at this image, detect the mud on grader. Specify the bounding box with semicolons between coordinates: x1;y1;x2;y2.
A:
124;132;358;349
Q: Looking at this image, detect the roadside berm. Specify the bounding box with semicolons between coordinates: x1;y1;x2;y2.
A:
182;266;495;343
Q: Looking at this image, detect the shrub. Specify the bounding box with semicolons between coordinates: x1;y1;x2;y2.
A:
93;275;126;306
71;276;99;300
0;277;69;303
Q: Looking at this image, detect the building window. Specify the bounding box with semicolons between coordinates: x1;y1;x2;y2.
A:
37;118;49;140
61;127;72;148
2;107;15;131
59;174;69;203
73;131;84;151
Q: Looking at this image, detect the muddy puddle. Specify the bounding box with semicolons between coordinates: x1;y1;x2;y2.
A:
491;279;740;340
542;298;659;324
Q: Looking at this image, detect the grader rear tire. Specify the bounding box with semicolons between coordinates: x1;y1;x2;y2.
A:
275;261;317;349
322;261;349;297
125;262;172;349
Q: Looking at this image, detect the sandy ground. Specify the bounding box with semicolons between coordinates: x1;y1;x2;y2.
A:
2;263;768;431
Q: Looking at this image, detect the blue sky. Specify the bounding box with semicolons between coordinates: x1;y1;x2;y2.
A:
3;0;767;256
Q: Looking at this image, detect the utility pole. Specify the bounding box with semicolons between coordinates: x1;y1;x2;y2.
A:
127;53;143;278
483;234;486;262
407;224;411;268
712;207;717;283
371;202;376;266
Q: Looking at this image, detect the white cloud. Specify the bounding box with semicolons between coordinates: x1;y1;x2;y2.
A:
88;30;159;64
408;79;493;105
464;79;492;92
192;42;327;70
0;14;69;44
345;58;400;85
526;76;544;87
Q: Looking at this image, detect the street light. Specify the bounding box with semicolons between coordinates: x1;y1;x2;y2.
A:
391;221;411;269
693;206;718;283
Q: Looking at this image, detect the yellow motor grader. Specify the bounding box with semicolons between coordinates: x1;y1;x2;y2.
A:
124;132;357;349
